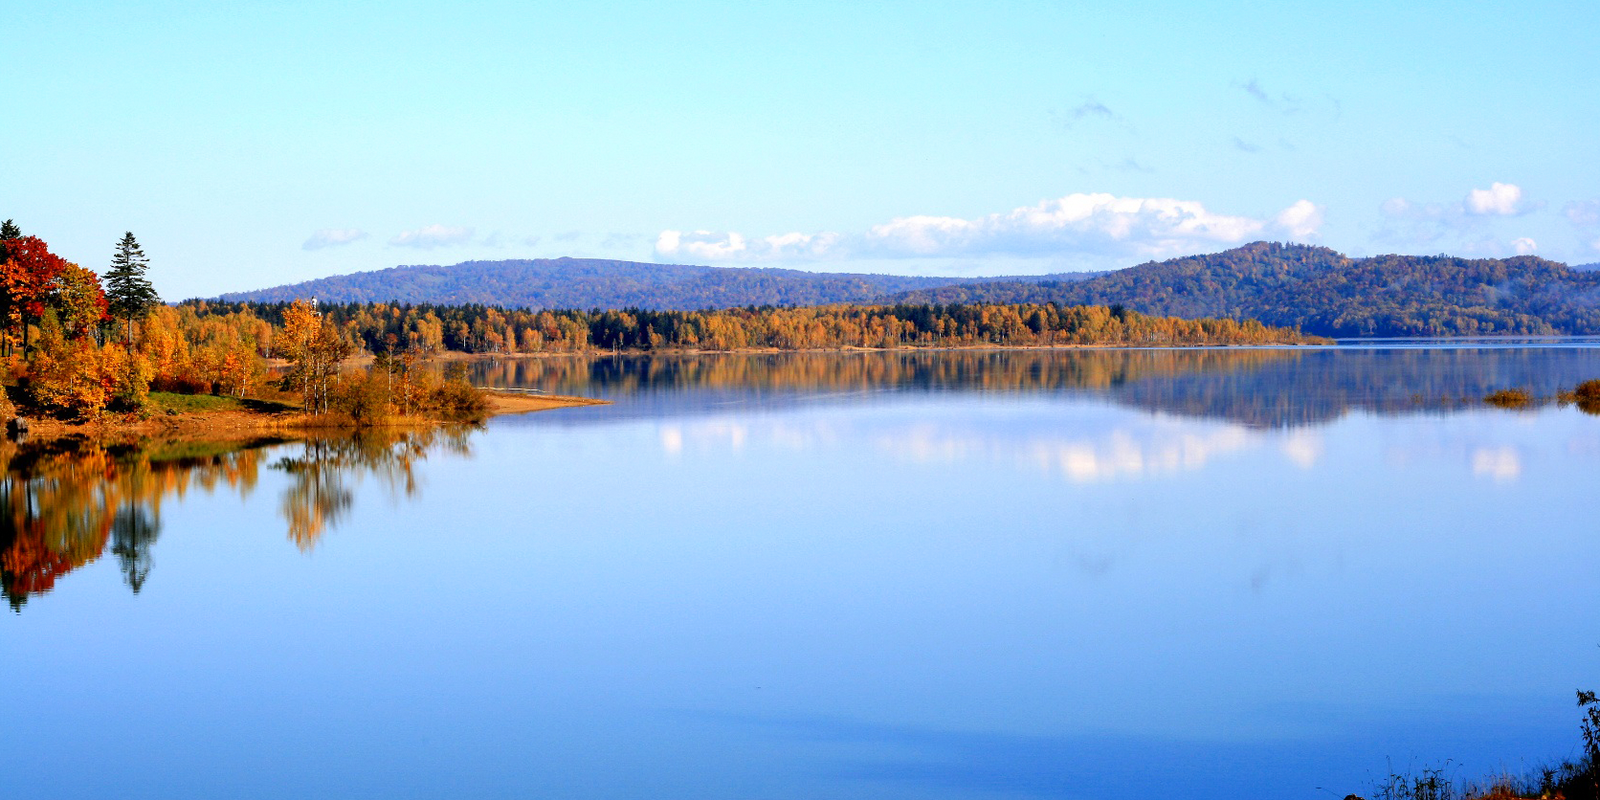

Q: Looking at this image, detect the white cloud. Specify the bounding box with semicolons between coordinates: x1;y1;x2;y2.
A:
657;193;1322;264
656;229;844;262
1465;182;1524;216
867;195;1271;257
1273;200;1324;239
389;224;475;249
1379;197;1413;218
1375;187;1549;256
302;228;368;251
1564;200;1600;228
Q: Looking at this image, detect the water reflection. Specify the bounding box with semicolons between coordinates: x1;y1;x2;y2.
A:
5;347;1600;800
471;346;1600;428
272;430;475;551
0;428;476;610
469;347;1301;398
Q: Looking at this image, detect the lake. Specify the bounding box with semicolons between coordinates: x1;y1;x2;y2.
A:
4;344;1599;799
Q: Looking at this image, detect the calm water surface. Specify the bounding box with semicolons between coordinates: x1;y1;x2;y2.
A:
4;345;1599;799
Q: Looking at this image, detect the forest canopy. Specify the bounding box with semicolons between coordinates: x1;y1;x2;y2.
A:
886;242;1600;337
185;298;1327;355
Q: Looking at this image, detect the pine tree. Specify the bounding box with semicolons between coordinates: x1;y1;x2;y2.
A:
0;220;18;266
105;232;160;346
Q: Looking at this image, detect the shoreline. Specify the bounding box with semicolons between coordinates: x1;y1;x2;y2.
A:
422;340;1333;363
15;391;609;446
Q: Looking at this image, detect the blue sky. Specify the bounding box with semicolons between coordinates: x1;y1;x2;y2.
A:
5;0;1598;299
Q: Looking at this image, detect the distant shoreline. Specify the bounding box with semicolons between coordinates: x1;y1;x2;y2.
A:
415;340;1333;363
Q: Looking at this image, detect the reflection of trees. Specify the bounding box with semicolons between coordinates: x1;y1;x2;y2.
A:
110;506;159;593
1;428;476;610
469;347;1600;428
0;438;271;610
466;348;1304;397
272;427;476;552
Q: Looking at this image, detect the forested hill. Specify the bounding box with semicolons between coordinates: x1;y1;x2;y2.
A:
219;246;1600;336
885;242;1600;336
219;257;1058;309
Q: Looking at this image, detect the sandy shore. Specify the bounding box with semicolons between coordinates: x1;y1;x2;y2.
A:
482;391;611;415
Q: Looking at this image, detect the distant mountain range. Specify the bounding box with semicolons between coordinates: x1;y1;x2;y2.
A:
218;243;1600;336
884;242;1600;336
219;258;1098;310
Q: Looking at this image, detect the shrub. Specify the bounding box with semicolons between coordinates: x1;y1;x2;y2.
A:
330;370;392;426
429;363;487;420
1484;388;1532;408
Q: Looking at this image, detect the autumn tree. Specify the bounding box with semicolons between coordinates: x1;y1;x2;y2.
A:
0;235;68;353
277;299;353;414
27;310;114;417
55;263;111;340
104;232;160;346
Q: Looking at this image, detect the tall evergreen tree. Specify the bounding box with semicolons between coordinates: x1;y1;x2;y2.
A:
105;232;160;345
0;219;18;265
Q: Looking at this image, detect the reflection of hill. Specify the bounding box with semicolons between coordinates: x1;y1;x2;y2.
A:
1115;346;1600;427
1;429;476;611
471;346;1600;428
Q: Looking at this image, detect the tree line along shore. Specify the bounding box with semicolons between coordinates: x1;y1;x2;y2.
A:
190;297;1330;357
0;223;1320;429
0;224;547;431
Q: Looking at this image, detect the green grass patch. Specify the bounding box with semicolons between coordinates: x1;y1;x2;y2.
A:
148;392;298;415
148;392;246;413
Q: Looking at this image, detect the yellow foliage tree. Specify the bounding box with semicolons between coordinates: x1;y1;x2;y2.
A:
277;300;353;414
